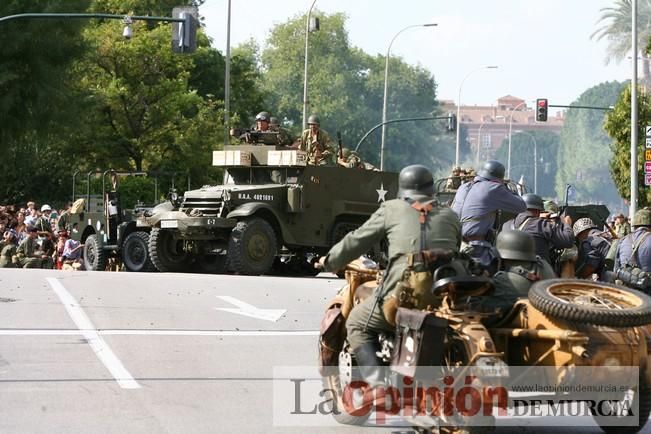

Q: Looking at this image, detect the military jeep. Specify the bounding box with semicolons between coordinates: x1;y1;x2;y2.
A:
142;144;398;275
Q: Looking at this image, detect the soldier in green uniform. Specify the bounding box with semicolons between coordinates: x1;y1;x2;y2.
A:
478;230;555;320
336;148;378;170
0;229;18;268
14;226;47;268
300;115;335;166
320;165;461;385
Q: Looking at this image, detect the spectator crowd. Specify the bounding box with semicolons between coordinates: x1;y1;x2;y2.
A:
0;200;84;270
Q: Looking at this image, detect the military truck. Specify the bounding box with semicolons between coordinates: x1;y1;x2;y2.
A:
143;144;398;275
68;170;158;272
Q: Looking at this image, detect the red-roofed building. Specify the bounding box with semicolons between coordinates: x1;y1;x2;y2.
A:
441;96;564;162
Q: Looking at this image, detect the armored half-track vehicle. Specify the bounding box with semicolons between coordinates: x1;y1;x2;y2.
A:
142;145;399;275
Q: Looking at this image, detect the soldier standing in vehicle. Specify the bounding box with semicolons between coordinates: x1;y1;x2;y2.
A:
615;208;651;272
573;217;611;279
452;160;526;268
445;166;463;191
477;230;555;322
269;116;294;147
501;193;574;265
319;165;461;386
300;115;335;166
613;213;632;238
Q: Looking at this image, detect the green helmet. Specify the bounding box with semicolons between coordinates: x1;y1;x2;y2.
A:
398;164;434;199
255;111;271;122
269;116;279;127
633;209;651;226
495;230;536;262
543;200;559;214
478;160;505;181
307;114;320;125
522;193;544;211
573;217;597;237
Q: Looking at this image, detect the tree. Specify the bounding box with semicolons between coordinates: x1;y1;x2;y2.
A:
592;0;651;85
494;130;560;198
259;11;450;172
0;0;92;205
556;81;625;206
604;83;651;207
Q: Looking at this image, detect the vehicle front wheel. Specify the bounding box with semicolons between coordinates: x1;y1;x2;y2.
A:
83;234;107;271
227;218;277;275
148;228;189;273
122;231;156;272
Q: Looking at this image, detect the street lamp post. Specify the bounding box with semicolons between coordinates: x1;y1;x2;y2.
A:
631;0;639;220
455;65;498;167
224;0;232;146
380;23;437;171
515;130;539;193
507;101;527;179
302;0;318;131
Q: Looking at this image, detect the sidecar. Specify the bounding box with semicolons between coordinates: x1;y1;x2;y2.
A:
491;278;651;433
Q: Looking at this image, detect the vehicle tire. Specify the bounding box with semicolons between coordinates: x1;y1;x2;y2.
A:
227;218;277;275
528;279;651;327
149;228;189;273
329;221;360;246
594;371;651;434
83;234;107;271
122;231;156;272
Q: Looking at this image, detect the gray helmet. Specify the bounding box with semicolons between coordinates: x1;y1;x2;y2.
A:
398;165;434;199
255;111;271;122
478;160;505;181
269;116;279;127
633;208;651;226
307;114;320;125
522;193;544;211
495;230;537;262
573;217;597;237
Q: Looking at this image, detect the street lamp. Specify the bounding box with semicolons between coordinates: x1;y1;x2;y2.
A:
514;130;539;193
455;65;498;167
380;23;437;171
507;101;527;179
302;0;318;130
631;0;639;220
475;115;505;167
224;0;232;146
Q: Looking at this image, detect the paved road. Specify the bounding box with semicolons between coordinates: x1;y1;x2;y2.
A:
0;269;649;433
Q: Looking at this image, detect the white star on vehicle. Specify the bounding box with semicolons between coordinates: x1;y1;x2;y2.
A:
376;183;388;202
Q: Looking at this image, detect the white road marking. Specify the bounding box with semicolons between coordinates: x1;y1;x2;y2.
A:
0;329;319;337
46;278;140;389
215;295;286;322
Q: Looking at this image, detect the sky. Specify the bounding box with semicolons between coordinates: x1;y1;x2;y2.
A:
199;0;633;110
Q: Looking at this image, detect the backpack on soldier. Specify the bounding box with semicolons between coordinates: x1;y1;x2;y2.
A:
382;200;454;325
615;230;651;291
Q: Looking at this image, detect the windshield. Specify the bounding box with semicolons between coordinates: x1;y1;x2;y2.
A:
226;167;303;185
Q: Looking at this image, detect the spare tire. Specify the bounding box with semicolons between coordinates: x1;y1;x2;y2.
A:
528;279;651;328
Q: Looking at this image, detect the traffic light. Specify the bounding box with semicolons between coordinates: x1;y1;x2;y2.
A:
536;98;548;122
447;112;457;132
172;7;198;53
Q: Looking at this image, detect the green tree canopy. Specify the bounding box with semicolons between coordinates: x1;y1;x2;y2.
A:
555;81;625;206
604;83;651;207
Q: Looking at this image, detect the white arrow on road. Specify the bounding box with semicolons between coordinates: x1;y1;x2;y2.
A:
215;295;286;322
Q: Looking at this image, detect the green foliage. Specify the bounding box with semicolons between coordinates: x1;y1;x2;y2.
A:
494;130;560;198
555;81;625;205
604;83;651;207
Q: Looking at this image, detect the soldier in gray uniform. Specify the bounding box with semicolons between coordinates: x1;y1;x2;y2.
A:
320;164;461;385
451;160;526;267
573;217;611;279
502;193;574;265
615;208;651;272
478;230;555;320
